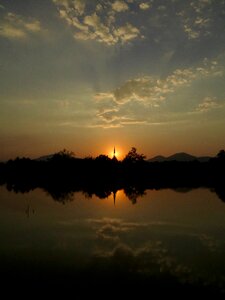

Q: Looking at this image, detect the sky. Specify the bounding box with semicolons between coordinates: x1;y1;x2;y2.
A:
0;0;225;160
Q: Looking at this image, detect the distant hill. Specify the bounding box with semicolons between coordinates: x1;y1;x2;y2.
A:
167;152;196;162
148;152;212;162
35;152;212;163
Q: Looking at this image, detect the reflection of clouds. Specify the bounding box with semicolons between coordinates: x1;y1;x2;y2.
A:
93;218;149;249
136;242;192;283
97;232;120;247
50;216;225;290
86;217;149;230
86;217;225;290
111;243;133;258
200;234;219;253
88;217;192;283
87;217;195;231
191;233;220;253
98;223;128;235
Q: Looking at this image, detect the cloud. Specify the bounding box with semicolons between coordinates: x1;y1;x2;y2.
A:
183;24;200;40
157;5;167;11
94;58;223;127
73;0;86;15
96;60;222;106
0;12;41;39
114;23;140;43
139;3;151;10
177;0;214;40
81;12;116;44
198;234;220;252
52;0;225;45
52;0;142;45
112;0;129;12
196;97;221;112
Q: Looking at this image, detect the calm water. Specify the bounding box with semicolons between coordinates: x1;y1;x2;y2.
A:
0;186;225;296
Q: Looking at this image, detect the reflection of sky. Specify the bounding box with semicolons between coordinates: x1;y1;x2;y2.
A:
0;1;225;159
0;186;225;288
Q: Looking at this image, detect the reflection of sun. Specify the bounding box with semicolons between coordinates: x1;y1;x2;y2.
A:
116;189;125;199
108;189;127;206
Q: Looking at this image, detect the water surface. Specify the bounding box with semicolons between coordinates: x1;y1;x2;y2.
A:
0;186;225;296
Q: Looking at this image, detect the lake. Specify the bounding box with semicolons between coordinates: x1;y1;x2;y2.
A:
0;185;225;297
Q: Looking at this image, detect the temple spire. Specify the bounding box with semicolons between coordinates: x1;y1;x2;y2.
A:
112;146;117;161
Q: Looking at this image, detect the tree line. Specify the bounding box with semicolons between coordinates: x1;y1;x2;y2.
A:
0;147;224;203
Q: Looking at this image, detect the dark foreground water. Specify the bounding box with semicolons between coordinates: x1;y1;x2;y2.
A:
0;186;225;297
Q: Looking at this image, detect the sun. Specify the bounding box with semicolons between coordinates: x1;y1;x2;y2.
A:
108;146;122;160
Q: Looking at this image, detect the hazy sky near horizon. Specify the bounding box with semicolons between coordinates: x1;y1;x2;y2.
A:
0;0;225;160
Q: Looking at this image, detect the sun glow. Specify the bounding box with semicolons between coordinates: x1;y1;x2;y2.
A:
108;147;123;160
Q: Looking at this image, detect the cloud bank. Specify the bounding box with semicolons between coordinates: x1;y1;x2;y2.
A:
52;0;225;45
0;11;41;39
94;58;224;128
52;0;142;45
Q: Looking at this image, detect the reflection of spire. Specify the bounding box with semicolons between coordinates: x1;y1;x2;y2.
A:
25;201;35;218
113;191;116;206
25;205;30;218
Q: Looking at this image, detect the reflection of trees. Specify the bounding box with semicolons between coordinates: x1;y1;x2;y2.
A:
6;182;35;194
83;188;112;200
3;180;225;205
94;190;111;199
45;189;74;204
213;186;225;203
42;184;147;204
124;186;146;204
83;186;146;204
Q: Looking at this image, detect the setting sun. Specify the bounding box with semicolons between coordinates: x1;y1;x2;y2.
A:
108;147;123;160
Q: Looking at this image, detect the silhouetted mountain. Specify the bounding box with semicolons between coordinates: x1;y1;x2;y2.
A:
167;152;197;161
148;152;211;162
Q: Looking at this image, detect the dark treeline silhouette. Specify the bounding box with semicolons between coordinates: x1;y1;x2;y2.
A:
0;148;225;203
